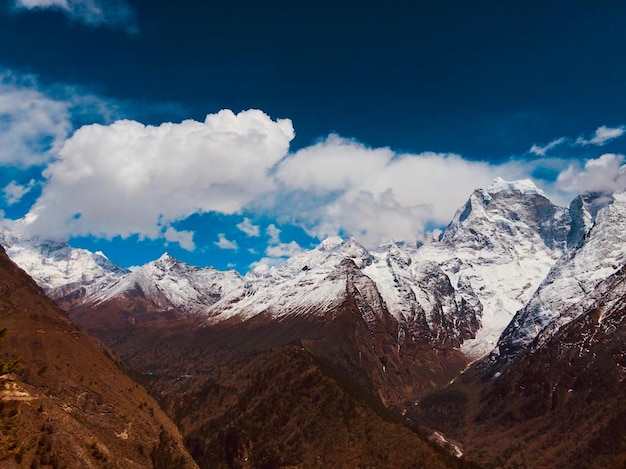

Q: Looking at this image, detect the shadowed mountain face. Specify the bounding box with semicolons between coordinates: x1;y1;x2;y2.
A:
412;267;626;469
98;317;478;469
0;246;197;468
464;265;626;469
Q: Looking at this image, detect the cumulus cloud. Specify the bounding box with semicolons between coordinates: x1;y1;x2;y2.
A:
215;233;238;250
555;153;626;194
249;225;305;269
576;125;626;146
9;74;621;256
236;217;260;237
163;226;195;251
13;0;137;33
266;224;281;244
265;241;304;258
23;109;294;249
273;135;526;247
3;179;36;205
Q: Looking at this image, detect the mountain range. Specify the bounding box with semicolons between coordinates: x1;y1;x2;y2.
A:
2;178;625;468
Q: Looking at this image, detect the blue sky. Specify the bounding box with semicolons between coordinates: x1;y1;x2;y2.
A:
1;0;625;273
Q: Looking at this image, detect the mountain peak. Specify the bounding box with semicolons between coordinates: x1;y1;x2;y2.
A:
152;252;181;269
158;252;174;261
487;177;544;196
318;236;344;251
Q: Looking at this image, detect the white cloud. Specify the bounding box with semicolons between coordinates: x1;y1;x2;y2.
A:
0;72;72;167
249;224;305;269
163;226;195;251
273;135;526;247
528;125;625;157
23;109;294;245
236;217;260;237
530;137;566;156
7;76;621;256
3;179;36;205
0;69;124;169
13;0;137;33
248;257;283;271
576;125;625;146
266;224;281;244
265;240;304;258
215;233;238;250
555;153;626;194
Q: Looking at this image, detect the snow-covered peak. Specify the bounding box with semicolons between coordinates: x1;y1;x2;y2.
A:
91;253;243;314
496;190;626;360
416;179;571;358
318;236;344;251
614;191;626;203
151;252;183;271
0;228;127;291
95;251;109;260
487;177;544;196
157;252;174;262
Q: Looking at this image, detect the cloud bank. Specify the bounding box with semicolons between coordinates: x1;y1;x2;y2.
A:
556;153;626;194
273;135;528;247
3;71;625;253
13;111;626;252
13;0;137;32
24;110;294;242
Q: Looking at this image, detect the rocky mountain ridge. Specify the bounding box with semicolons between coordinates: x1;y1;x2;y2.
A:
2;178;619;363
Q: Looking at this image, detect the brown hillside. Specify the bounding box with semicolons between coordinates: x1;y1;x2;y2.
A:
0;245;197;468
92;314;480;469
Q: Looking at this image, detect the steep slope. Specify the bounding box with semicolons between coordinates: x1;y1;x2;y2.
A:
0;245;196;468
455;261;626;468
413;178;570;358
412;192;626;468
434;260;626;469
495;191;625;362
208;235;480;353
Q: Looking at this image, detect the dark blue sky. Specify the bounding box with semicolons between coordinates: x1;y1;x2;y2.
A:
1;0;625;271
2;1;624;157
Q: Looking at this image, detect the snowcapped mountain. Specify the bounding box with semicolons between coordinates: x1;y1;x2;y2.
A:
201;178;568;357
463;192;626;467
88;252;244;315
0;230;127;292
0;177;592;361
412;178;570;357
494;190;626;362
